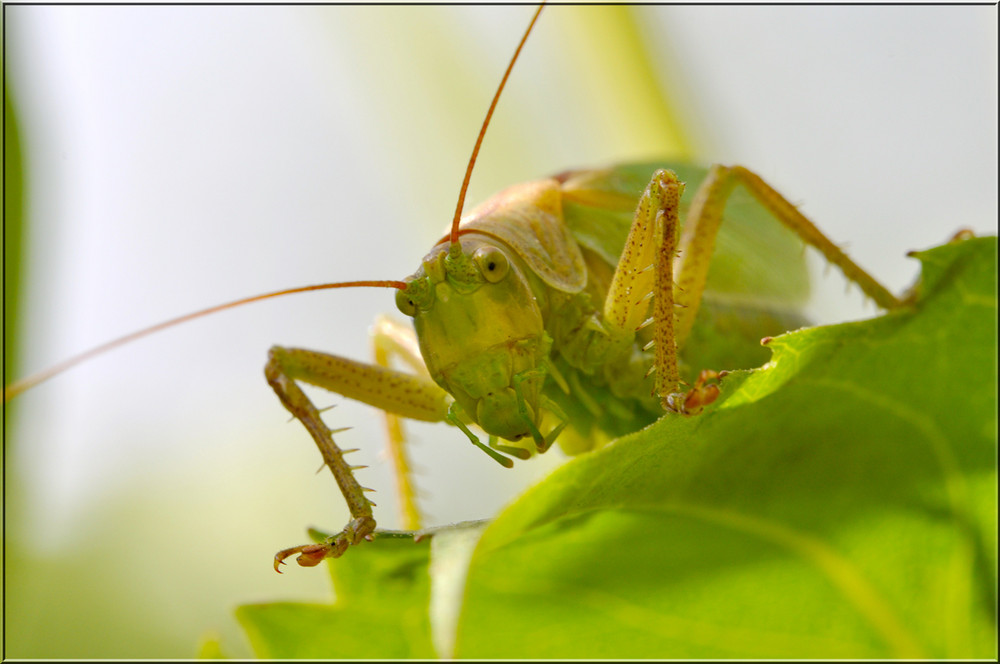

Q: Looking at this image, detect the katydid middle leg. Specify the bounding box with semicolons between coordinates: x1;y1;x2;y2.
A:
371;315;434;531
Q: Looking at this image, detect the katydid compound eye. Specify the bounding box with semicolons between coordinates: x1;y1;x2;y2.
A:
474;247;509;283
395;288;416;317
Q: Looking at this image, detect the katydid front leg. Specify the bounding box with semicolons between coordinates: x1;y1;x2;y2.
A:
602;169;687;411
265;345;452;570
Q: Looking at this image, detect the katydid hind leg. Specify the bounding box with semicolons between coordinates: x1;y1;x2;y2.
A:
671;164;735;349
674;164;902;326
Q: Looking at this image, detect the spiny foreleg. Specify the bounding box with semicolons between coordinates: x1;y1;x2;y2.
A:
603;169;689;411
265;345;451;570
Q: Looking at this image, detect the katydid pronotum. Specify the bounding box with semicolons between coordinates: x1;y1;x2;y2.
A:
6;3;995;627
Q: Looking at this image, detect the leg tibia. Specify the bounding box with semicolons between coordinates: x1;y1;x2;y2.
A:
264;352;375;522
652;177;682;404
674;164;900;347
265;351;376;570
728;166;899;309
673;165;736;348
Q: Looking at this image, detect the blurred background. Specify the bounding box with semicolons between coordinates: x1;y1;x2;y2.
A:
4;5;996;658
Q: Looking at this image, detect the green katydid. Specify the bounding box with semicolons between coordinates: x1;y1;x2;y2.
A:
264;154;902;568
7;5;906;575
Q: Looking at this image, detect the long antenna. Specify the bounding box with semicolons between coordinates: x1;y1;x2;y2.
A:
4;280;405;402
7;5;549;401
449;3;545;246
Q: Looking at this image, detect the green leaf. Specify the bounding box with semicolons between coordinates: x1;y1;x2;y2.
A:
456;237;997;658
236;533;437;658
234;237;996;658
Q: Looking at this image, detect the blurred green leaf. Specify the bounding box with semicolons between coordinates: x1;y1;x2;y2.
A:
4;80;26;390
237;237;996;658
195;632;228;659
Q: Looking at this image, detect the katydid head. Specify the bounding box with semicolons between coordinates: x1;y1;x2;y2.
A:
385;4;549;444
396;235;548;442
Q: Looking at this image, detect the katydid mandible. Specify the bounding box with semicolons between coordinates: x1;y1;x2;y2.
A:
3;6;904;573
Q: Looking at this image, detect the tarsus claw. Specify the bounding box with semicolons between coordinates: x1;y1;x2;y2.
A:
665;369;727;415
273;543;329;572
273;516;377;572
